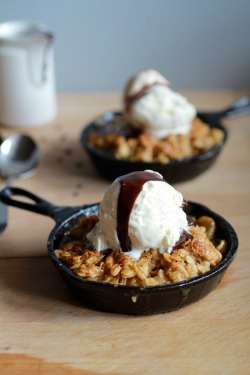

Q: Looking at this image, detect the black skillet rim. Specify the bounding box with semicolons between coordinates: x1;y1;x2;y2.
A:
80;111;228;166
48;201;238;294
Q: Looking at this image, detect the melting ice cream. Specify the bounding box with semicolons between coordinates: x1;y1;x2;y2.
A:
87;170;190;260
124;69;196;138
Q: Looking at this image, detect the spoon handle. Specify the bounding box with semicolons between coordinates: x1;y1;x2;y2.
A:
0;201;8;234
0;177;12;235
219;96;250;118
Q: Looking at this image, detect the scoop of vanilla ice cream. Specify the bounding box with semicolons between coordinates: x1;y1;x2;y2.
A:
124;69;169;99
124;70;196;138
87;171;189;260
87;179;121;253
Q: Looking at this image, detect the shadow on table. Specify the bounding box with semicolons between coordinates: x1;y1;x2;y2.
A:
38;135;105;181
0;256;109;318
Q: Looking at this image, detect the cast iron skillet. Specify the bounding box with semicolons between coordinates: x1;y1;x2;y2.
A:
0;187;238;315
81;97;250;183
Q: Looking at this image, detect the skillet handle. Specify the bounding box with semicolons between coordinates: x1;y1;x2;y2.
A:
217;96;250;119
0;187;63;217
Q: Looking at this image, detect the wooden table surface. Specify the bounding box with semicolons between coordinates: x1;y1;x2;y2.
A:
0;91;249;375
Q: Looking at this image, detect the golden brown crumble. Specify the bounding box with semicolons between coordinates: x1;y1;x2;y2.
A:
88;117;224;164
54;215;225;287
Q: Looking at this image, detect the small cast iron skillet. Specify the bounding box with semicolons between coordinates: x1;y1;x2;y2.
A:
0;187;238;315
81;97;250;183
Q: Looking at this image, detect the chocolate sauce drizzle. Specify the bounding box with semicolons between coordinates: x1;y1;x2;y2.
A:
124;82;170;112
124;88;148;112
116;171;194;253
117;171;163;252
173;231;193;250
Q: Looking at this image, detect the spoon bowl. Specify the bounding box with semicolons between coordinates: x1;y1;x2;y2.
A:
0;134;40;178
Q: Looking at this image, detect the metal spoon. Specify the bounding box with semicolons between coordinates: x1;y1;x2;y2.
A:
0;134;40;234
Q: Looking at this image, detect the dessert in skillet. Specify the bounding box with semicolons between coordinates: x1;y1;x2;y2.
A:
55;170;226;286
88;69;224;164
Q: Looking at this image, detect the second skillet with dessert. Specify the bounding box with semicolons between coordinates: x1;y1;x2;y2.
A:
81;70;250;182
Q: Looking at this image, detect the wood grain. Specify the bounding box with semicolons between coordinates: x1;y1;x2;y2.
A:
0;353;103;375
0;91;249;374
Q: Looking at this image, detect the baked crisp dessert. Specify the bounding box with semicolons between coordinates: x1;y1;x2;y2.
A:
55;171;226;286
88;115;223;164
88;70;224;164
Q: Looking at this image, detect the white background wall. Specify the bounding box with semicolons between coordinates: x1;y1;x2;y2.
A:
1;0;250;92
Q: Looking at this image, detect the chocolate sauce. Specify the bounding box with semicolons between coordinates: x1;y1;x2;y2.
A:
116;171;163;252
182;199;188;211
173;231;193;250
94;117;141;139
124;82;170;112
182;199;197;226
100;248;113;257
187;215;196;227
124;89;148;111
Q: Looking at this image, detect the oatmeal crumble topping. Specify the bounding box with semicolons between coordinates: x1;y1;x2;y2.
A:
55;215;225;287
88;117;224;164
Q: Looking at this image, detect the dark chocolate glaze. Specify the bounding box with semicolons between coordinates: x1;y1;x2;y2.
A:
124;89;148;112
124;82;170;112
182;199;189;211
187;215;196;227
182;199;197;226
94;116;141;139
173;231;193;250
117;171;163;252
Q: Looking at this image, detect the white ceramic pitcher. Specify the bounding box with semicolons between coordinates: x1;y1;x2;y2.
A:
0;20;57;127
